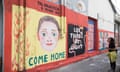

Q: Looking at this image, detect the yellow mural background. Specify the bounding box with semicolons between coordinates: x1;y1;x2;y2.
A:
12;5;66;70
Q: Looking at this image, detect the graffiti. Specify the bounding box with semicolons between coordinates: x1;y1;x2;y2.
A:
68;24;87;57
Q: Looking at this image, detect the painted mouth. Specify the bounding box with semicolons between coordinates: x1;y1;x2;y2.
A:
46;43;53;46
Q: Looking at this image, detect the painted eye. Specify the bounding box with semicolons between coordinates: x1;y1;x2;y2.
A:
52;33;56;37
42;33;46;37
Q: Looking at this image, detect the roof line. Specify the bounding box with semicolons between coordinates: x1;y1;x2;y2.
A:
109;0;117;13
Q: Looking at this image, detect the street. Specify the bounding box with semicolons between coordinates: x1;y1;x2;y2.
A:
49;48;120;72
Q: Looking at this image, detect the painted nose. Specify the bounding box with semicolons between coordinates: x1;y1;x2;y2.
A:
47;39;52;42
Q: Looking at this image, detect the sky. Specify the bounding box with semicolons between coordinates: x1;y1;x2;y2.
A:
111;0;120;15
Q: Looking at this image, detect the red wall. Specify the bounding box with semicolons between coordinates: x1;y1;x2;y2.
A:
4;0;105;72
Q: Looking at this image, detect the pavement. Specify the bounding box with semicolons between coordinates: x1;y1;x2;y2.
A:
49;48;120;72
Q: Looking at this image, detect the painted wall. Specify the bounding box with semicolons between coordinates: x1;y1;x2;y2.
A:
62;0;88;15
88;0;114;22
88;0;115;49
4;0;113;71
88;0;114;31
4;0;89;72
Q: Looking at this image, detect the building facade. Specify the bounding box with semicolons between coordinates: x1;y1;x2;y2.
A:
88;0;115;49
2;0;117;72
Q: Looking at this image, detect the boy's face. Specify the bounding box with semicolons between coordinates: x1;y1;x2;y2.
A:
77;3;82;11
38;21;59;51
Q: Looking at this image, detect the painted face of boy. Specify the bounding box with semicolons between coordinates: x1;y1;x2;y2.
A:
38;21;59;51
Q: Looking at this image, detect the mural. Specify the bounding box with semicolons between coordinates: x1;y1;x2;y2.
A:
4;0;93;72
11;0;66;71
63;0;88;15
68;24;87;57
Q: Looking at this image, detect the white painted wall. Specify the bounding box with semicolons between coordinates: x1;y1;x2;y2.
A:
88;0;114;32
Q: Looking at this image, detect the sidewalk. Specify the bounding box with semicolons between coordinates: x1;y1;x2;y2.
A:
49;48;120;72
